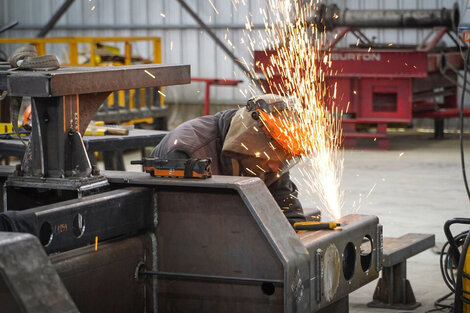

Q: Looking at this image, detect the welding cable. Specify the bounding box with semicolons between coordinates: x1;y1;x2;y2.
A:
425;291;455;313
428;223;470;312
460;48;470;204
426;233;465;313
440;231;468;292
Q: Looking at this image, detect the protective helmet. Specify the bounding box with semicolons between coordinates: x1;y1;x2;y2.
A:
246;94;306;156
222;94;303;184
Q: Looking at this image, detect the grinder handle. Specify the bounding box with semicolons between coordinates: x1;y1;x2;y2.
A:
293;221;340;231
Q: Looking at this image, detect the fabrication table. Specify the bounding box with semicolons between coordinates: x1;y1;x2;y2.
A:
0;63;189;183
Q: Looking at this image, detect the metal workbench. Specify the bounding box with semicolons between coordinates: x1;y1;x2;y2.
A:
0;63;189;180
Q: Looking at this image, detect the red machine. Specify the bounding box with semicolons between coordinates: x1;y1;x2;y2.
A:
254;5;468;148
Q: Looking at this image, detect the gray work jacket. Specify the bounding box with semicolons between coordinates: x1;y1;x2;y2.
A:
151;109;306;224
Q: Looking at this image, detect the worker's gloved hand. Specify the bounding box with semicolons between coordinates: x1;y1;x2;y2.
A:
0;211;38;235
282;205;308;226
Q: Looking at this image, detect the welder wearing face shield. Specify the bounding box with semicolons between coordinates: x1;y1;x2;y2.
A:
150;94;311;225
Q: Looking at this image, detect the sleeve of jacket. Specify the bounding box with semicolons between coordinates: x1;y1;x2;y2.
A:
268;172;307;225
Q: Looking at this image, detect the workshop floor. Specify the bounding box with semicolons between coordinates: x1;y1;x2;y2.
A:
123;130;470;313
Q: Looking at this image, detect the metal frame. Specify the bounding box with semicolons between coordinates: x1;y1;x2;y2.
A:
6;187;154;254
0;64;189;184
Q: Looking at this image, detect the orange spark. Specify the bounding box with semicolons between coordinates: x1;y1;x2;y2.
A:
238;0;344;219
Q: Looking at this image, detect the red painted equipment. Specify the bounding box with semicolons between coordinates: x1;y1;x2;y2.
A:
191;78;242;115
255;23;469;148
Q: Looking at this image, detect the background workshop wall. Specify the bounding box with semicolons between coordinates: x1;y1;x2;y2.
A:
0;0;468;125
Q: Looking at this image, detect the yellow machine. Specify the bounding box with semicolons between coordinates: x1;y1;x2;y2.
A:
464;250;470;313
442;219;470;313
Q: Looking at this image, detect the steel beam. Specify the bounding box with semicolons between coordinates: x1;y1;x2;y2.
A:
0;64;189;182
6;187;154;253
5;64;190;97
37;0;76;38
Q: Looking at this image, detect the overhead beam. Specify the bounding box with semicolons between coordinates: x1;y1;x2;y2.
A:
37;0;75;38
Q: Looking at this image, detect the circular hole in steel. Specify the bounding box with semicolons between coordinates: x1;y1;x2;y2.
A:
360;235;373;272
72;213;85;238
134;262;147;283
39;222;53;247
342;242;356;281
261;282;275;296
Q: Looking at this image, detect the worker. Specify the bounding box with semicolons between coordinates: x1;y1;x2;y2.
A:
152;93;315;225
0;94;314;233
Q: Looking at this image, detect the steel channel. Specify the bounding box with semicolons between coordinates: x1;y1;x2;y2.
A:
28;186;154;253
298;214;380;311
5;64;190;97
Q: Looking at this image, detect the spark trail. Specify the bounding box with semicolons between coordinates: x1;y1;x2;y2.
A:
240;0;344;219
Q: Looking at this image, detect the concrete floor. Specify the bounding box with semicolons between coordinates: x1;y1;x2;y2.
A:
122;130;470;313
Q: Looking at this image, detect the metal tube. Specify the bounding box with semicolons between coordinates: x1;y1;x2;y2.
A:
143;270;284;286
0;21;18;35
312;3;459;30
17;23;266;31
175;0;263;91
37;0;76;38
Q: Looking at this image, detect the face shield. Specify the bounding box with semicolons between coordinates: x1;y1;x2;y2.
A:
222;94;305;186
235;94;305;186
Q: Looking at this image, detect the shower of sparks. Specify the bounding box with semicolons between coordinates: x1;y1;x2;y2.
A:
144;70;155;79
158;90;166;97
91;5;96;11
239;0;344;219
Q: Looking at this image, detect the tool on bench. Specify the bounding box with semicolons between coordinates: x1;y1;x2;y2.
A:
293;221;342;231
131;157;212;179
85;126;129;136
